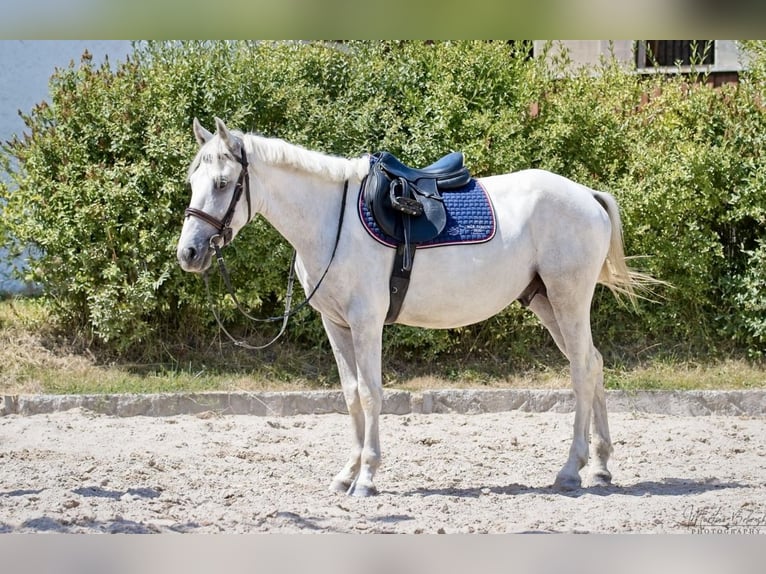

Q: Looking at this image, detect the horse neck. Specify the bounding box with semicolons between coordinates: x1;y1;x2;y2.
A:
256;165;351;274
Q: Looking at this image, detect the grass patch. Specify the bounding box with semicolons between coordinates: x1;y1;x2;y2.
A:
605;359;766;391
0;298;764;395
0;297;334;395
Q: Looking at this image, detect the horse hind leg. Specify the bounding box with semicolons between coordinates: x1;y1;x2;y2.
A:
529;290;612;490
530;295;613;487
527;294;586;489
589;348;613;486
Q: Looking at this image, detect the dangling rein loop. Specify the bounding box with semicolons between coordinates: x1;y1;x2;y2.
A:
202;252;296;350
203;180;349;350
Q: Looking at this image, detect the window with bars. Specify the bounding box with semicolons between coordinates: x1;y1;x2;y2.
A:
636;40;715;68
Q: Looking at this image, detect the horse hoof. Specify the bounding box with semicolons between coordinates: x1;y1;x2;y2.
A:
348;482;378;497
553;474;582;492
329;479;353;494
590;470;612;487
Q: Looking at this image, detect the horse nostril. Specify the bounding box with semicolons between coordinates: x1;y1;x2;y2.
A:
183;246;197;262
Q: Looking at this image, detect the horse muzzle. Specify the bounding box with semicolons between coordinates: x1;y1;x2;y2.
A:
177;240;213;273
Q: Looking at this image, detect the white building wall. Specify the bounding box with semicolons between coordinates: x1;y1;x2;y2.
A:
534;40;743;74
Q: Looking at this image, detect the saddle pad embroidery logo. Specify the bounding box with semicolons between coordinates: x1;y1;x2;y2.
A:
358;178;496;248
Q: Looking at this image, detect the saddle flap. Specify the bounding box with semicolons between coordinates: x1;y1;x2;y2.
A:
363;162;447;243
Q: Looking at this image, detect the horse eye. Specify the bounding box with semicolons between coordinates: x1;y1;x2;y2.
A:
214;177;229;190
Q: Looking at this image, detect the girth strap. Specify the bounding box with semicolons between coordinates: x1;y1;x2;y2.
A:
386;243;417;324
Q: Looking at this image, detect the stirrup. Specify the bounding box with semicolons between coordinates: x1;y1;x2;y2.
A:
389;179;424;216
391;196;423;216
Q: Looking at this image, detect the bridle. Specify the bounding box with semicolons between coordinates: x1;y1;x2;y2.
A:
183;142;349;350
184;146;252;249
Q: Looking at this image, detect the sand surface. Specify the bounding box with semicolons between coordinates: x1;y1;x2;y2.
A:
1;408;765;533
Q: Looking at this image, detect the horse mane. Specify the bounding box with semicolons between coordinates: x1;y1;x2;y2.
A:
187;131;370;183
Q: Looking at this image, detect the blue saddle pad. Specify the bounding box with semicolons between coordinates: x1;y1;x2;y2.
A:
358;177;496;249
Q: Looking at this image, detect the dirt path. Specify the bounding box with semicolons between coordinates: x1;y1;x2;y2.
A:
1;408;764;533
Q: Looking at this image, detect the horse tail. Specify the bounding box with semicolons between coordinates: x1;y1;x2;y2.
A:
592;191;663;306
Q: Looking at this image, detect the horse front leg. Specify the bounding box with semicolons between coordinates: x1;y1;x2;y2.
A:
345;324;384;497
322;317;365;494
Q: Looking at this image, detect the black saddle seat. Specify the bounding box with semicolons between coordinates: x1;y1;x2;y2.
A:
375;151;468;189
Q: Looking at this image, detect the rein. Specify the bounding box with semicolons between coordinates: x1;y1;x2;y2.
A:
198;177;350;350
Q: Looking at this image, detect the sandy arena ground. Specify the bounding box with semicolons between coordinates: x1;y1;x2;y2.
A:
1;407;765;533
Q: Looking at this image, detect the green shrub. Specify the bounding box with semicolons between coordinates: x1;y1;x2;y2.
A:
1;40;765;362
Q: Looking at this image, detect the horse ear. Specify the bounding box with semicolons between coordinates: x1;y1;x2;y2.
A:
214;117;236;151
193;118;213;146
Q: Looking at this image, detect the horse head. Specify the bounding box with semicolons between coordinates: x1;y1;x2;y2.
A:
177;117;252;273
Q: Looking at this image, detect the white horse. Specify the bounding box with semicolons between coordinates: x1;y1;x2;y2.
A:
177;117;646;496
